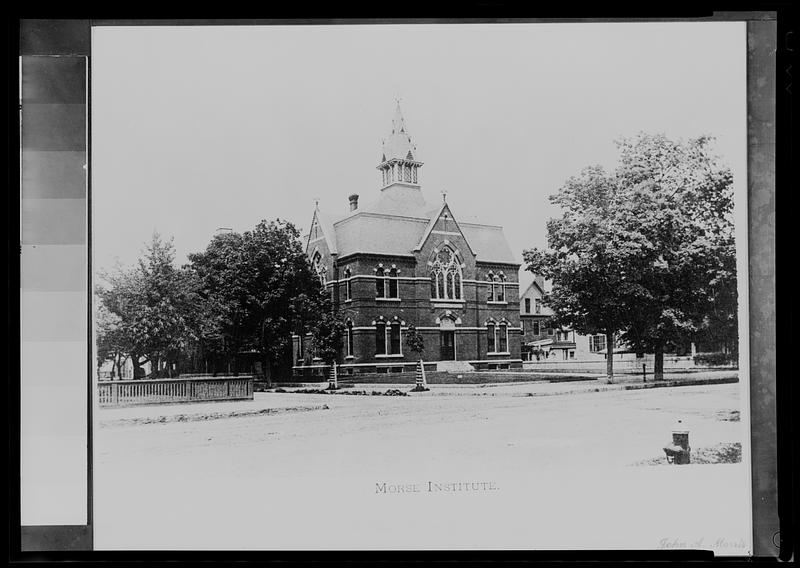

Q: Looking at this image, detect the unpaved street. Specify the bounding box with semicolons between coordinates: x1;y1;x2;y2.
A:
94;383;750;552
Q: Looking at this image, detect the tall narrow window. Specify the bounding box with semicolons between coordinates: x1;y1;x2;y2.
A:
346;321;354;357
487;275;495;302
375;267;385;298
499;323;508;352
344;268;352;301
487;323;496;353
429;246;463;300
535;299;541;314
533;321;540;335
388;268;398;298
496;275;506;302
312;252;325;286
389;322;401;355
525;298;531;313
375;321;386;355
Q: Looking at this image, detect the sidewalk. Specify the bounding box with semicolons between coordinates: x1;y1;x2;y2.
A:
98;370;738;426
98;395;330;428
286;369;738;395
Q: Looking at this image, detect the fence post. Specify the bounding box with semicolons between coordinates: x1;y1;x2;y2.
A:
112;382;118;405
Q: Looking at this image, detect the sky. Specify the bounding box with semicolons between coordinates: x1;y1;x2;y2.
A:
91;22;746;289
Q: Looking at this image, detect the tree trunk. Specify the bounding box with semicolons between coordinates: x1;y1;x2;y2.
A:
263;356;272;387
654;341;665;381
605;331;615;383
131;355;142;380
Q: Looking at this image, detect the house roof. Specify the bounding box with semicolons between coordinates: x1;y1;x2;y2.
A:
306;102;516;265
314;185;517;263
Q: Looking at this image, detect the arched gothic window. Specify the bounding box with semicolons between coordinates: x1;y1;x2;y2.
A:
374;317;402;355
429;246;462;301
487;272;506;302
388;268;398;298
343;268;352;301
498;322;508;352
375;267;385;298
346;320;354;357
375;320;386;355
376;266;399;299
389;321;401;354
486;320;509;353
312;252;326;286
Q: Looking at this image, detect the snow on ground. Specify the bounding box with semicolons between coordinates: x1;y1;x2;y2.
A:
94;383;751;554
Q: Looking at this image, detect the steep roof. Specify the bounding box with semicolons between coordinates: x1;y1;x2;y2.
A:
380;102;419;163
315;187;517;264
306;102;516;265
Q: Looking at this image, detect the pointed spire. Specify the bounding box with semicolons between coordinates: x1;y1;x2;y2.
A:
381;100;419;164
391;98;406;134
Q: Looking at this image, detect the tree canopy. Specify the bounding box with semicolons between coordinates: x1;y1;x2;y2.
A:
97;220;331;383
524;133;737;381
96;232;200;378
187;219;328;382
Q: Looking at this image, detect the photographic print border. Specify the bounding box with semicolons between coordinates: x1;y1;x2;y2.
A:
14;13;785;559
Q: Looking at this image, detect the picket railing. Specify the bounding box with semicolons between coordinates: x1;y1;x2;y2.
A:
97;375;254;407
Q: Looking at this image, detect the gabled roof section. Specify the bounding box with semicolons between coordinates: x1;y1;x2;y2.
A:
413;201;475;258
460;222;517;265
306;205;337;255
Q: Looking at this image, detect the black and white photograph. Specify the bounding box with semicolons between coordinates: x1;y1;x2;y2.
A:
26;20;757;553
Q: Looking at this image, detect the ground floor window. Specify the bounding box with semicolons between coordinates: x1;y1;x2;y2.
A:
590;334;607;352
498;323;508;352
389;322;401;354
487;322;509;353
375;320;402;355
346;321;354;357
375;322;386;355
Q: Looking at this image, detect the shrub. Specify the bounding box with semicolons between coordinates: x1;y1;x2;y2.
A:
693;352;737;366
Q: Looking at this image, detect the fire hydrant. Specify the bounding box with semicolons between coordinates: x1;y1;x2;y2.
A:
663;422;690;465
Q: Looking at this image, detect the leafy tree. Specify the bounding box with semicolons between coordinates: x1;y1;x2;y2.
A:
308;289;346;366
95;302;127;378
611;134;737;379
96;232;200;378
405;324;429;391
405;324;425;361
524;166;633;382
525;133;737;382
188;219;327;384
186;231;249;374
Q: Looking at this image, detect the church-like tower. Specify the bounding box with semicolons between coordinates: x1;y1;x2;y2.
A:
376;102;423;188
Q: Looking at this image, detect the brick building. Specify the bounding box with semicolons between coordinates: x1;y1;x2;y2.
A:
293;103;522;376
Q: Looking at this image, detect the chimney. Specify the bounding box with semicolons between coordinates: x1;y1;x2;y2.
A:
348;194;359;211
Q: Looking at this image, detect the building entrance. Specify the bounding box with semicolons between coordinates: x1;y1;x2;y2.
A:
440;331;455;360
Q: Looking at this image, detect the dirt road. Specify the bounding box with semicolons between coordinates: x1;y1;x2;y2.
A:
94;383;750;553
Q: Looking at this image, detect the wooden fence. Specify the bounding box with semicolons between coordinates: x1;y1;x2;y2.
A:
98;376;254;407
